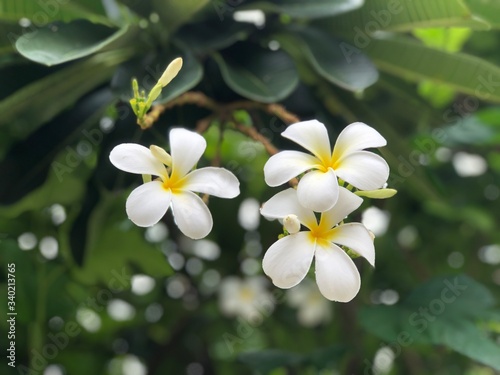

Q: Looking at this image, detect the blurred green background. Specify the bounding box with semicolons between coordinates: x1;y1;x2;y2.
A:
1;0;500;374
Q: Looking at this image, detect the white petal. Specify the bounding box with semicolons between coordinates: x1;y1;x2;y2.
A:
335;151;390;190
169;128;206;179
315;243;361;302
126;181;171;227
320;187;363;229
296;169;339;212
281;120;332;164
171;190;213;239
332;122;387;160
331;223;375;266
264;150;319;187
110;144;167;177
183;167;240;198
262;232;315;289
260;188;317;229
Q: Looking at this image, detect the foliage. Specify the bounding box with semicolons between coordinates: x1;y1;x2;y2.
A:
1;0;500;374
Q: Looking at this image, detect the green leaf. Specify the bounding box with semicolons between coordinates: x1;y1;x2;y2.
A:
0;0;109;25
239;350;303;373
322;0;489;34
436;320;500;371
152;0;210;32
174;20;254;54
413;28;472;53
359;275;500;370
16;20;129;66
403;275;495;317
73;193;172;284
439;116;496;146
213;42;299;103
241;0;364;19
0;50;129;137
285;26;378;92
365;35;500;103
464;0;500;28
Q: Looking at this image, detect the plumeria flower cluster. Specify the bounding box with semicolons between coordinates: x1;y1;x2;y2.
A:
261;120;395;302
110;59;239;239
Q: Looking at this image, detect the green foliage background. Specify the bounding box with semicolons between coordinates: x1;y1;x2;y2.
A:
0;0;500;374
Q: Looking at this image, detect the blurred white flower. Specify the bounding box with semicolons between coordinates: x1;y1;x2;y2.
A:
452;151;487;177
287;279;332;327
109;128;240;239
219;276;274;321
264;120;389;212
261;187;375;302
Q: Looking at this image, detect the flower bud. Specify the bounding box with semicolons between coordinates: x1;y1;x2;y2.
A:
354;188;397;199
150;145;172;166
283;214;300;234
158;57;183;87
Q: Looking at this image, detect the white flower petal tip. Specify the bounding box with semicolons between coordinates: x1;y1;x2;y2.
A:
109;143;166;177
170;128;207;179
158;57;183;87
183;167;240;199
335;122;387;153
263;151;318;187
315;245;361;302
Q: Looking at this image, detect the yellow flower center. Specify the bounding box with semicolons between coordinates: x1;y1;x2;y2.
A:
239;286;255;301
161;173;186;193
307;215;336;246
315;153;341;173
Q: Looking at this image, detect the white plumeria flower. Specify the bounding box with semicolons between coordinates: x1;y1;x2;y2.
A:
219;276;274;321
287;278;332;327
264;120;389;212
261;187;375;302
109;128;240;239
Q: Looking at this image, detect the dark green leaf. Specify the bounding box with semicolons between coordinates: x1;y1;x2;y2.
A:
174;20;254;54
0;50;128;137
403;275;495;318
152;0;210;32
16;20;129;66
464;0;500;28
239;349;303;373
0;88;113;206
360;275;500;369
286;26;379;91
0;0;109;25
241;0;363;19
213;42;299;102
322;0;488;34
365;35;500;103
73;194;173;284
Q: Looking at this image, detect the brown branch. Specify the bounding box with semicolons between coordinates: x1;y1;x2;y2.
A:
139;91;300;130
